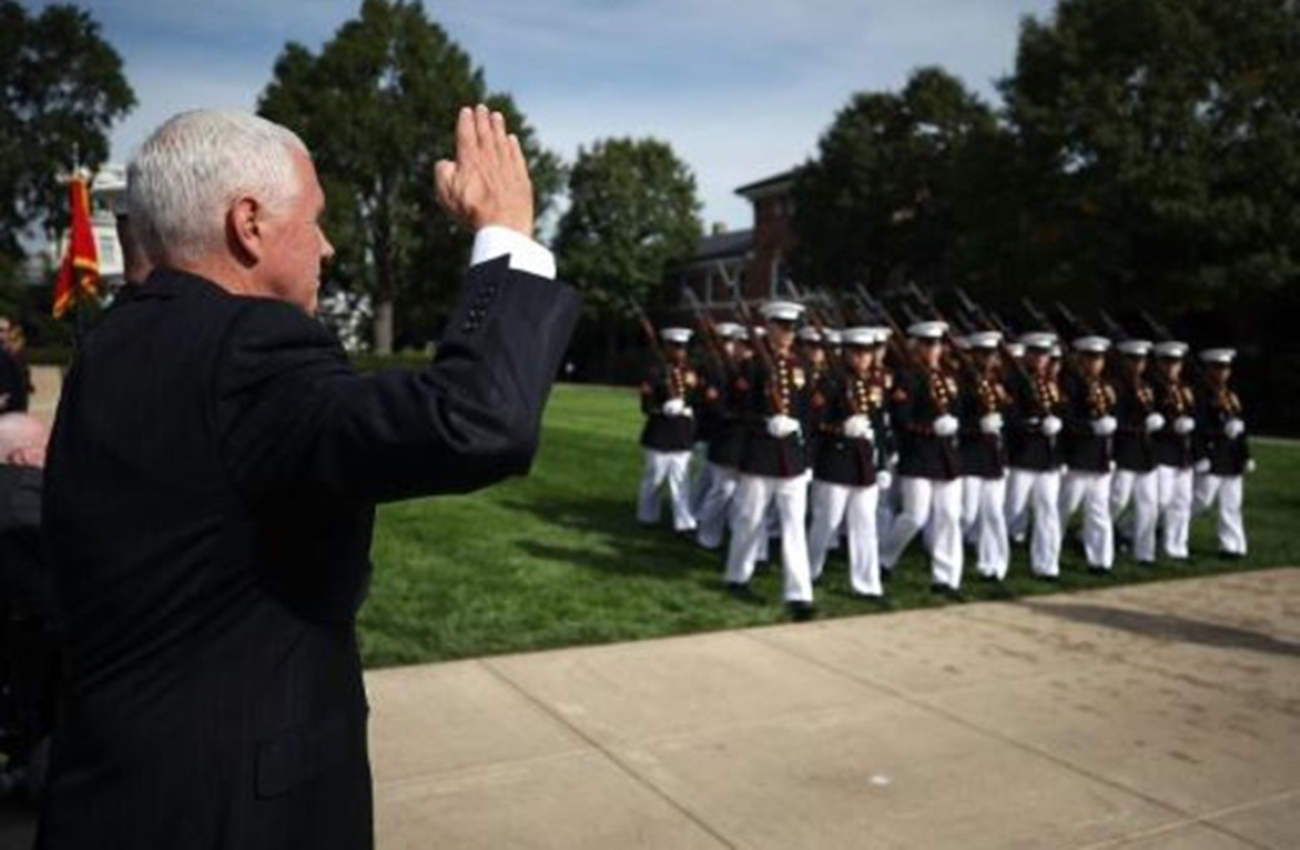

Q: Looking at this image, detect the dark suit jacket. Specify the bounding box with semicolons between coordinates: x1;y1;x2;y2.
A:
37;260;580;850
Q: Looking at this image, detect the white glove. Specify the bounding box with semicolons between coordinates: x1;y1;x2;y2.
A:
1091;415;1117;437
1194;459;1212;474
933;415;959;438
1174;416;1195;435
979;413;1003;435
887;453;900;470
1145;412;1166;433
766;414;802;439
843;415;873;440
662;398;687;417
875;470;892;491
1041;415;1063;437
1224;418;1245;439
682;406;694;418
1108;460;1117;473
1246;459;1257;474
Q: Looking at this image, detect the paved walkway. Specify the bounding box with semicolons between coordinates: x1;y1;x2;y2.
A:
368;568;1299;849
4;568;1297;848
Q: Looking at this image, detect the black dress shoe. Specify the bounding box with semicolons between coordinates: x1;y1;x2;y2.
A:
1087;566;1111;577
930;583;966;602
787;601;817;622
1034;574;1059;583
881;569;893;584
1135;559;1156;568
1217;550;1244;561
727;581;754;599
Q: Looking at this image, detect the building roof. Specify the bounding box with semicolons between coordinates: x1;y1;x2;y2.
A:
735;168;799;200
680;228;754;267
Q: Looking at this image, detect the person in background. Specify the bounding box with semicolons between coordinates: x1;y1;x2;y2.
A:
806;327;889;600
1110;339;1162;566
1150;341;1197;561
636;327;700;533
1058;336;1118;575
694;323;748;550
0;317;29;414
956;331;1011;583
879;321;964;599
724;301;816;620
1192;348;1253;559
1004;332;1065;581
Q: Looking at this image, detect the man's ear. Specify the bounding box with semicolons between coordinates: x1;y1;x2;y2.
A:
227;196;263;266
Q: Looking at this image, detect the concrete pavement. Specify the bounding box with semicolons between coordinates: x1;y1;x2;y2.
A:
3;568;1296;848
367;568;1300;849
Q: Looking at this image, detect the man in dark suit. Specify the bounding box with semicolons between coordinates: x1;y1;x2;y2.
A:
36;106;581;849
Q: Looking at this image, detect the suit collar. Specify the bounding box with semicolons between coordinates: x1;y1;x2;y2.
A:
136;267;233;301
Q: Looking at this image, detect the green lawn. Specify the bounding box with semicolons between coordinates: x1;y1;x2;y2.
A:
358;383;1300;668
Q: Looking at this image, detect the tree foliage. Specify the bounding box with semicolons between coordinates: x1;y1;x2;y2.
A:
790;67;1001;295
0;1;135;262
554;137;702;316
1004;0;1300;312
258;0;561;351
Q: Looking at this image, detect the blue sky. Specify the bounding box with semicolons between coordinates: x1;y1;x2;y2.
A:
65;0;1057;228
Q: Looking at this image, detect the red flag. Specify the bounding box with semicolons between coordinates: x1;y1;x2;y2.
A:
52;175;100;318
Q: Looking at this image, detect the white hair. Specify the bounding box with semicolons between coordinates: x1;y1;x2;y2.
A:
126;109;309;265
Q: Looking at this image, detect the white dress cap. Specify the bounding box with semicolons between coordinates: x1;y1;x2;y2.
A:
907;320;948;340
1019;331;1057;351
1072;335;1111;354
965;330;1002;350
796;326;823;343
1199;348;1236;365
759;301;806;322
1117;339;1153;356
841;327;879;347
659;327;694;345
1153;340;1189;359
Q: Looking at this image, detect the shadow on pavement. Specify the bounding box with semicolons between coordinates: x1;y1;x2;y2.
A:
1021;601;1300;659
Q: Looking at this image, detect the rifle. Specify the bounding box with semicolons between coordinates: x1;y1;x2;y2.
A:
682;286;727;377
852;282;913;370
626;295;666;370
951;285;1033;385
783;278;845;381
906;281;986;384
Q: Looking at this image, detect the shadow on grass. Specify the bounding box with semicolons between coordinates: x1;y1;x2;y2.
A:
1021;601;1300;659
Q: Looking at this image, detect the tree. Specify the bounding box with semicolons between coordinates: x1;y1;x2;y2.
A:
1003;0;1300;314
258;0;561;353
0;1;135;262
790;67;1001;297
554;137;702;316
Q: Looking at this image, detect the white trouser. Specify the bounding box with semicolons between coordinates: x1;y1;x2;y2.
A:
726;473;813;603
1156;465;1193;559
695;462;740;549
962;475;1009;579
1060;470;1114;569
808;481;882;596
637;449;696;531
1111;469;1159;562
1006;468;1062;576
690;441;712;512
1193;474;1247;555
880;476;963;589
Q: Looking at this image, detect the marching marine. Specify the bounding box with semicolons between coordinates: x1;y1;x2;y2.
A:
636;327;700;532
1110;339;1162;566
1058;336;1119;574
1192;348;1253;559
1150;341;1197;560
1004;332;1065;580
956;331;1012;582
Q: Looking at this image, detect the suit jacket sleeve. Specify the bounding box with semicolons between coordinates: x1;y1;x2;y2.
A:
215;256;582;507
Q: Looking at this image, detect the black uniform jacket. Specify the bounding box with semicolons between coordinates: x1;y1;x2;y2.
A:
1006;369;1062;472
638;362;699;452
1060;370;1116;473
738;352;811;479
37;261;581;850
1194;383;1251;476
0;347;28;413
1113;373;1157;473
957;371;1007;480
812;372;880;488
703;358;749;468
891;366;960;481
1151;375;1195;468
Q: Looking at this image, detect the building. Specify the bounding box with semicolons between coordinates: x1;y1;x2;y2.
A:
672;168;798;312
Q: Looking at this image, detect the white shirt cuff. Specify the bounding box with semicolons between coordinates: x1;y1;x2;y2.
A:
470;226;556;280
